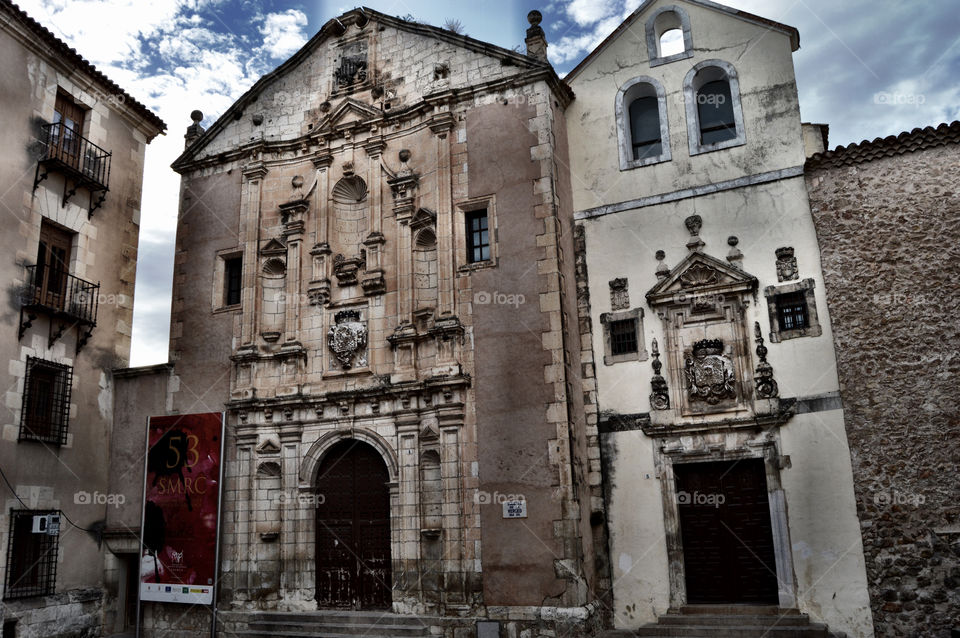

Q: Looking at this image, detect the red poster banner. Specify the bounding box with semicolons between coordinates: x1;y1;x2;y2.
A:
140;412;224;605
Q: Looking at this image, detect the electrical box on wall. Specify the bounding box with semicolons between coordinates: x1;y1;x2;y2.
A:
32;514;60;535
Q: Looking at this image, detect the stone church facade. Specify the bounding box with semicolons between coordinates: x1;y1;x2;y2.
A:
565;1;873;636
136;7;606;637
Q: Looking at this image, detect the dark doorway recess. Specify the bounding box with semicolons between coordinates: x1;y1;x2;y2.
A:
675;458;779;604
315;439;391;609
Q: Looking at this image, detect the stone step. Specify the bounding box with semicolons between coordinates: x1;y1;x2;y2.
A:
233;632;432;638
657;614;811;626
677;605;800;616
249;611;435;626
634;624;830;638
248;621;431;636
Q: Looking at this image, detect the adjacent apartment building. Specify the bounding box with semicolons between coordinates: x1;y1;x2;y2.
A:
0;1;165;636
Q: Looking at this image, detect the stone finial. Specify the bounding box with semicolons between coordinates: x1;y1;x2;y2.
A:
754;321;779;399
525;10;548;61
655;250;670;280
650;339;670;410
291;175;304;192
184;110;205;148
727;236;743;269
684;215;705;252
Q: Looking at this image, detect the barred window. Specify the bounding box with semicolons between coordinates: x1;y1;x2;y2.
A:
19;357;72;446
4;510;59;599
609;319;639;356
776;291;808;331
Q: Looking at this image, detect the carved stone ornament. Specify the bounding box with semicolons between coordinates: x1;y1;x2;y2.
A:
327;310;368;369
334;40;368;88
333;253;365;286
754;321;779;399
649;338;670;410
775;247;799;282
684;339;736;404
679;262;721;288
609;278;630;310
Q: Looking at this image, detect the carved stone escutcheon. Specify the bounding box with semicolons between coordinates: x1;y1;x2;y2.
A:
327;310;367;369
684;339;736;404
775;246;799;282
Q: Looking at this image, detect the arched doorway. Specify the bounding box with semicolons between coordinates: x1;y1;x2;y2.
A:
314;439;392;609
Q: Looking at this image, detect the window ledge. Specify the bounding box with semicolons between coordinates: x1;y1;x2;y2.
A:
458;260;496;273
604;350;650;366
649;50;693;67
690;136;747;156
213;303;242;315
620;153;672;171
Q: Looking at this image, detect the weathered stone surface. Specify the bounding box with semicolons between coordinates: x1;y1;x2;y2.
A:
806;142;960;638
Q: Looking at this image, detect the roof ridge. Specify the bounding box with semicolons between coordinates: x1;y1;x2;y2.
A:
805;120;960;171
1;0;166;135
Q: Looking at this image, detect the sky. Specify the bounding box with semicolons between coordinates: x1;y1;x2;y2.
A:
13;0;960;366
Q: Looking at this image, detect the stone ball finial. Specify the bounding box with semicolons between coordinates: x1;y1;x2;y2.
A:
527;10;542;26
190;110;203;123
398;149;411;163
728;236;739;246
655;250;665;261
292;175;304;190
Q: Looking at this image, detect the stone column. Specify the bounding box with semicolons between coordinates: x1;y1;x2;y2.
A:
240;162;267;347
278;421;302;598
281;198;307;344
429;113;456;317
235;423;258;596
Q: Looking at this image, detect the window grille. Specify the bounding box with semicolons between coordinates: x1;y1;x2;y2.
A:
4;510;59;599
776;291;809;331
609;319;638;356
19;357;72;446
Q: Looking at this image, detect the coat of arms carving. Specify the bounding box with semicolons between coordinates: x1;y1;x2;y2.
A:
684;339;736;404
327;310;367;369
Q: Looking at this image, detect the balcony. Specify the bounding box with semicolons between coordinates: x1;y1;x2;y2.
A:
19;265;100;352
33;122;112;215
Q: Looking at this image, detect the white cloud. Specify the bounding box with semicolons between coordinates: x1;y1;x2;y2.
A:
258;9;308;59
565;0;618;27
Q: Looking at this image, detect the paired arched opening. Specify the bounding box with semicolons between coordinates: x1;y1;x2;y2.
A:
616;76;671;170
684;59;746;154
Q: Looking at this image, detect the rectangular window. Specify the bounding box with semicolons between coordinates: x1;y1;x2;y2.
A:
609;318;639;356
19;357;72;446
4;510;59;600
224;257;242;306
465;209;490;263
776;291;808;331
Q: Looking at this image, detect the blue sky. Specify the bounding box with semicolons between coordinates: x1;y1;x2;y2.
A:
14;0;960;365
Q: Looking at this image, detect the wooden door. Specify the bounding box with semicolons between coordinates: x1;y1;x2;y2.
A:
315;440;391;609
675;458;779;604
52;92;85;169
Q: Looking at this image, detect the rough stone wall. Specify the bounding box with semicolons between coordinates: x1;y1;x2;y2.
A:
806;143;960;638
0;589;102;638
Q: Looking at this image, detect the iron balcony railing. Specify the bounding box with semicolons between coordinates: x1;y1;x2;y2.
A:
39;121;111;191
22;265;100;326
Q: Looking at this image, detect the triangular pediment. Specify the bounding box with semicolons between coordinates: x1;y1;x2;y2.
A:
260;238;287;256
318;98;383;132
646;251;757;305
